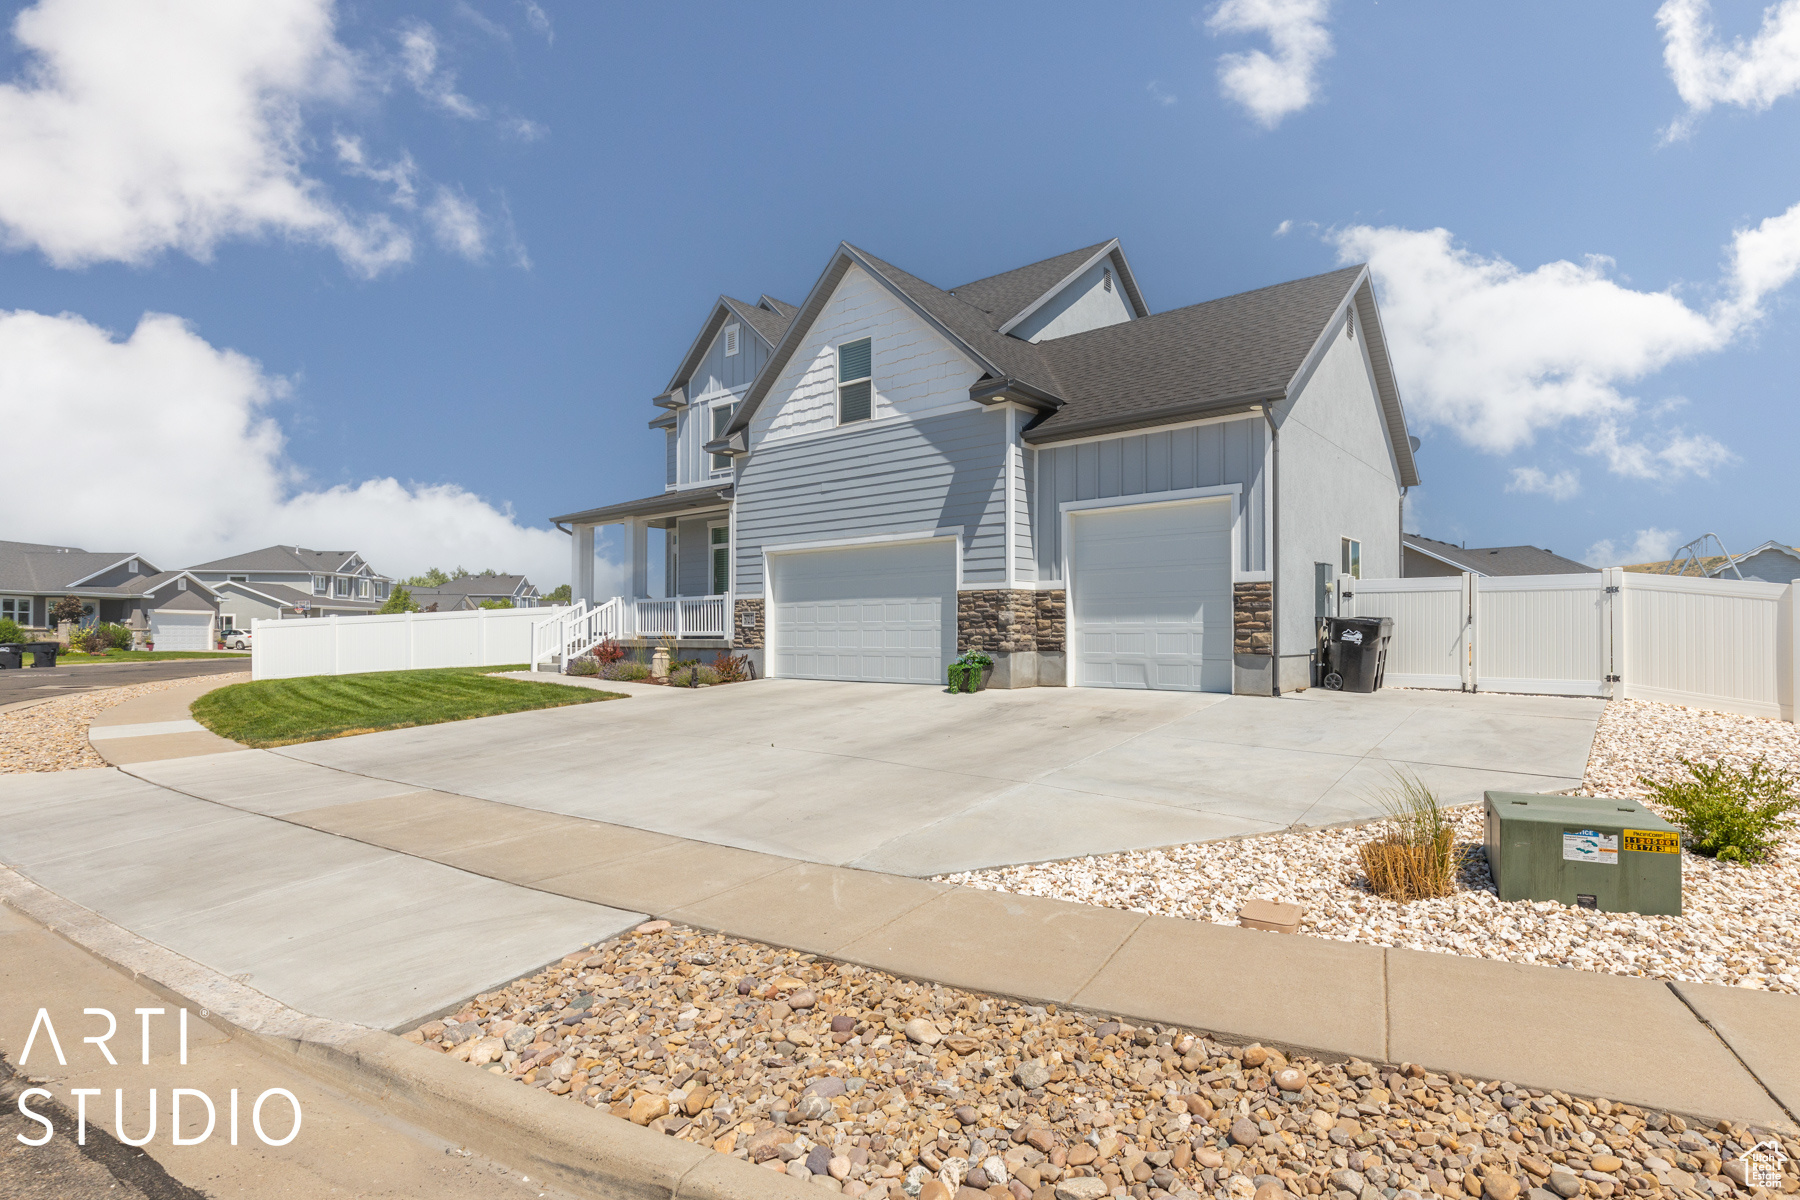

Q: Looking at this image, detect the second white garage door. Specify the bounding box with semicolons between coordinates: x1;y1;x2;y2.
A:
149;611;213;651
1069;497;1234;692
769;540;956;684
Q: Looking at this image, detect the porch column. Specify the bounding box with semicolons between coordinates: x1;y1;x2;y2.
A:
627;517;649;599
571;524;596;606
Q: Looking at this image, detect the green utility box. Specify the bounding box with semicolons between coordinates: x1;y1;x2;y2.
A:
1483;792;1684;916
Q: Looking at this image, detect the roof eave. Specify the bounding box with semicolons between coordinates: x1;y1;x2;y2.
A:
1022;392;1280;445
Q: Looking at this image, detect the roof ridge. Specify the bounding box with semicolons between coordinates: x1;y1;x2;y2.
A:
946;240;1115;302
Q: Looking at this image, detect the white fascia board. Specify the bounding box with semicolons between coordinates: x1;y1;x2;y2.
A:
1403;539;1486;576
143;571;220;599
997;239;1133;336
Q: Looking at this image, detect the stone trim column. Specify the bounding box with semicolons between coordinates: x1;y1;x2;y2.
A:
1233;581;1273;655
956;590;1040;654
733;598;764;649
1033;590;1066;653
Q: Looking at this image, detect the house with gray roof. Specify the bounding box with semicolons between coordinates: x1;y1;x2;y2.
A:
185;545;394;630
552;238;1420;694
0;539;222;649
1710;540;1800;584
1402;534;1593;578
407;573;540;612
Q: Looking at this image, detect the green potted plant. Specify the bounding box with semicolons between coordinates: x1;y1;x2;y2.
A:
948;651;994;693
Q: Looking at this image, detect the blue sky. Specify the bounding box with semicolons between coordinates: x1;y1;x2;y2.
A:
2;0;1797;583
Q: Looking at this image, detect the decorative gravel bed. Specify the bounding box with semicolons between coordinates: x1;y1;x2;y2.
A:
940;699;1800;996
0;674;244;774
413;921;1797;1200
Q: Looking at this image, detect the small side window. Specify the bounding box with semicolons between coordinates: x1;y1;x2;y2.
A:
723;323;740;357
1341;537;1362;580
838;337;872;424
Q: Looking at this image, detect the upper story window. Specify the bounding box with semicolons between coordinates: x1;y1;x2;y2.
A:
335;576;350;597
837;337;872;424
312;575;328;595
710;401;737;473
357;578;370;598
1341;537;1361;580
723;323;740;357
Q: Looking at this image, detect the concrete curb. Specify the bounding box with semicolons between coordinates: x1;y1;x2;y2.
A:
0;866;811;1200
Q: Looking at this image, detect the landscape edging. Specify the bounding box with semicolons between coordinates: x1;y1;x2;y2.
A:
0;866;811;1200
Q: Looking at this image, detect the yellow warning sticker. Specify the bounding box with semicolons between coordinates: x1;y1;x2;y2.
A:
1624;829;1681;854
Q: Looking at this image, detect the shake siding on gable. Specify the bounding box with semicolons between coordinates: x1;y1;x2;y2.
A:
733;406;1008;596
1032;417;1268;579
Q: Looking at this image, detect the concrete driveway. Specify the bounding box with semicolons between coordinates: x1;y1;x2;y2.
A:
150;678;1607;877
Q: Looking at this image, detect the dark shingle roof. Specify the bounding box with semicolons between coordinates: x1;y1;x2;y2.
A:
1405;535;1593;576
722;296;793;349
946;242;1117;326
552;486;733;526
1025;265;1366;441
0;539;146;592
420;574;534;598
186;545;372;574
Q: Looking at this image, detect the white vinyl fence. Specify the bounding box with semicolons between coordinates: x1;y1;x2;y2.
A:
1342;569;1797;721
251;606;568;681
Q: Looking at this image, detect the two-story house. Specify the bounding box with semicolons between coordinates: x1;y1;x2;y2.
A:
0;539;222;648
186;546;394;631
407;573;542;611
552;239;1419;694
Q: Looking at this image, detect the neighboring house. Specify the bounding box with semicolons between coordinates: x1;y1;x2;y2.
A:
407;574;541;611
1403;534;1593;578
1711;540;1800;583
0;539;221;649
186;546;394;631
553;239;1420;694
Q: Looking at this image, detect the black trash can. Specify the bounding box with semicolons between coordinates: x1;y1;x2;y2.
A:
0;645;20;670
1320;616;1392;692
26;642;60;668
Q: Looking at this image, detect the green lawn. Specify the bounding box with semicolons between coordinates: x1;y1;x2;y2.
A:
23;648;250;665
190;665;623;748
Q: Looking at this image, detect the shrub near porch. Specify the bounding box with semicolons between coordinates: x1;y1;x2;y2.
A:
192;665;625;748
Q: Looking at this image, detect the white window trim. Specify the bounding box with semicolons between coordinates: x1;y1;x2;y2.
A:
709;399;737;476
723;322;740;357
836;336;873;426
1341;536;1362;580
1058;485;1243;691
220;612;237;631
0;595;31;625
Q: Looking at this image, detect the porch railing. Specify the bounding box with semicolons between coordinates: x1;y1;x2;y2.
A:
531;595;730;670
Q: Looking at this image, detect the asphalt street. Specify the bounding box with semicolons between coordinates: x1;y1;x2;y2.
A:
0;658;249;705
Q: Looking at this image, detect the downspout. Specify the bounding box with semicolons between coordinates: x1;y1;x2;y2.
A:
1264;406;1280;697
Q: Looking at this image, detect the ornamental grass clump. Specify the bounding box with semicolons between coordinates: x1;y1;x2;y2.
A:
1358;773;1456;901
1640;758;1798;864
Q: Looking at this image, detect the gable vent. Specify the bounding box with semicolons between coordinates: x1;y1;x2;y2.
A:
1102;268;1113;293
723;323;740;357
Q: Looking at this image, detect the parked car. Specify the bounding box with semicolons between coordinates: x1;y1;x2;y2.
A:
223;629;252;650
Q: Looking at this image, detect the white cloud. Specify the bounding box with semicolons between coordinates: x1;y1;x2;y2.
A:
1585;528;1683;568
398;19;482;119
1205;0;1332;128
519;1;553;43
1146;80;1178;107
426;186;485;259
334;134;418;208
1504;467;1581;501
1273;219;1294;237
1658;0;1800;134
0;308;584;587
1330;201;1800;478
0;0;419;275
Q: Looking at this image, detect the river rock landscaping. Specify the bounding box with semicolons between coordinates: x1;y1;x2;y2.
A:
940;699;1800;996
0;673;244;773
411;921;1797;1200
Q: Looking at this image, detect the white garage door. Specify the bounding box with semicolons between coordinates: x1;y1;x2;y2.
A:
1070;498;1233;692
769;540;956;684
150;611;212;651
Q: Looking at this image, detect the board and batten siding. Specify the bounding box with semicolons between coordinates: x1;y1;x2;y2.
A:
669;314;771;489
734;406;1008;596
1032;417;1268;580
665;429;677;486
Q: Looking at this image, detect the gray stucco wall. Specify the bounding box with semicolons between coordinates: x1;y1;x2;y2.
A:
733;405;1008;596
1011;259;1134;343
1031;416;1268;581
1273;312;1403;679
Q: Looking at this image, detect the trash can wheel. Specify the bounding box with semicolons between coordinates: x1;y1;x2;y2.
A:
1323;672;1344;690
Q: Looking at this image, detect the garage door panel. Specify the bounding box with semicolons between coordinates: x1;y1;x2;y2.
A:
1071;499;1233;694
150;612;212;652
770;541;954;684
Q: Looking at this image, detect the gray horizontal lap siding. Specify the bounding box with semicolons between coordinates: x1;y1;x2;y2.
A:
735;407;1006;596
1034;417;1267;579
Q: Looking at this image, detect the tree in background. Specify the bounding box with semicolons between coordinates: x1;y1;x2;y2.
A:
404;567;450;587
50;594;84;625
545;584;571;605
379;585;420;614
478;598;515;609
